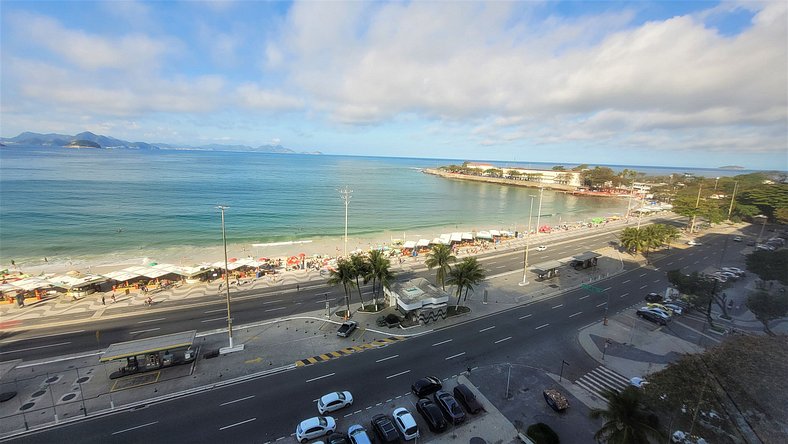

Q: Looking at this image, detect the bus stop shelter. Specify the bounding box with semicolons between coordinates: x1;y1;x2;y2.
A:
531;260;563;281
570;251;601;269
100;330;197;379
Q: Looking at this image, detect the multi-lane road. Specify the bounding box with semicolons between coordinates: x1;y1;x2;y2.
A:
6;222;749;443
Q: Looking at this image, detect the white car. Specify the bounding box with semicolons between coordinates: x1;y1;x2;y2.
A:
629;377;648;388
733;236;742;242
348;424;373;444
721;267;744;276
392;407;420;440
317;391;353;414
535;245;547;251
296;416;336;443
686;240;702;246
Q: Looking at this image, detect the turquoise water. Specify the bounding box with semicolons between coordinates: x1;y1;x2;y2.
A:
0;146;743;267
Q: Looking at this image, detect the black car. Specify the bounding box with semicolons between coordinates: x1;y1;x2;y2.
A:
327;433;350;444
370;413;399;443
416;398;448;433
453;384;483;414
434;390;466;425
644;292;663;303
411;376;442;397
636;308;667;326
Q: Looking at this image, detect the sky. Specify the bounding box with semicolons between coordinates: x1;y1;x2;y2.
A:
1;0;786;170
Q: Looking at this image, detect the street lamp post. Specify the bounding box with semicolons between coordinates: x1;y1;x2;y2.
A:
339;187;352;257
727;181;738;220
535;187;544;235
519;196;535;286
218;205;243;354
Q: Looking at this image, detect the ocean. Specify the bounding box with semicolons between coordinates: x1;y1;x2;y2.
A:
0;145;753;269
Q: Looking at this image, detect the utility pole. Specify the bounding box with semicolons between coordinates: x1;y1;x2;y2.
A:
339;187;352;257
727;181;738;220
690;184;702;234
519;196;535;286
218;205;243;354
535;187;544;235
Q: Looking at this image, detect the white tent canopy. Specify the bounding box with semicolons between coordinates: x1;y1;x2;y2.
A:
104;270;141;282
403;240;417;249
490;229;501;237
48;274;107;289
475;231;492;240
461;232;473;241
7;277;51;291
416;239;430;247
450;232;462;243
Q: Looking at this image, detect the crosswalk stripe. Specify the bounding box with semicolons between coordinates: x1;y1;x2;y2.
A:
575;366;629;399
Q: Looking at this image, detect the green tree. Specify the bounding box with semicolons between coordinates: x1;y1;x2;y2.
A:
446;257;486;307
425;244;456;290
572;164;589;171
619;227;646;253
327;258;357;316
737;184;788;221
366;250;394;305
667;270;729;322
745;250;788;285
551;165;566;171
746;290;788;336
589;387;665;444
350;254;370;309
583;166;617;189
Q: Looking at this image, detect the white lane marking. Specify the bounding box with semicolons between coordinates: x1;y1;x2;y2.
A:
519;314;532;319
305;373;335;383
112;421;159;435
653;279;660;283
354;410;362;414
603;287;612;291
219;418;256;431
128;328;160;335
445;352;466;360
137;318;166;324
579;295;589;300
639;285;648;290
495;265;507;269
552;304;564;309
262;299;284;305
204;308;225;314
639;273;647;277
0;342;71;355
693;260;699;264
569;312;582;318
386;370;411;379
596;302;607;307
432;339;452;347
702;256;709;260
0;330;84;343
201;317;227;323
220;395;255;406
535;323;549;330
622;279;631;284
376;354;399;363
666;262;673;266
494;336;512;344
264;307;286;312
479;326;496;333
620;292;629;298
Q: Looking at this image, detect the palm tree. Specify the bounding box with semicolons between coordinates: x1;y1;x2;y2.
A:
589;387;664;444
425;244;456;290
619;227;646;254
366;250;395;305
327;258;356;316
350;254;370;309
446;257;486;307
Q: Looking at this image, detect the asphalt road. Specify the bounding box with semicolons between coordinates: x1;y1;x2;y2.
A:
1;220;652;362
7;225;748;443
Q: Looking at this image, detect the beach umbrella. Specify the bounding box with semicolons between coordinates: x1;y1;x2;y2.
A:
148;262;158;266
298;253;306;257
66;270;81;276
228;258;238;263
258;257;269;262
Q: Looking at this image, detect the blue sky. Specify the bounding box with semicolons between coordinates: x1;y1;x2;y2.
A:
1;1;786;170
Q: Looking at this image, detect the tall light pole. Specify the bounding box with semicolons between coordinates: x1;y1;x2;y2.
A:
727;181;738;220
535;187;544;235
218;205;243;354
339;187;352;257
519;196;535;286
690;183;702;234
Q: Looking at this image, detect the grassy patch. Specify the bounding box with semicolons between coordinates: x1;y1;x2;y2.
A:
447;305;471;317
358;303;386;313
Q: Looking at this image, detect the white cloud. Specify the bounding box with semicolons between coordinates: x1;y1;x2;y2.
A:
235;83;304;111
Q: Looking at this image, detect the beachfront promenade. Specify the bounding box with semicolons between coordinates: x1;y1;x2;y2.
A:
0;214;676;326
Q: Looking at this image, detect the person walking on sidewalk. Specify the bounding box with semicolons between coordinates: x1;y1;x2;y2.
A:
101;295;105;305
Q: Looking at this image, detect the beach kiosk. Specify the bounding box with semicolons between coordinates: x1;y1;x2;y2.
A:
100;330;197;379
384;278;449;325
531;260;563;281
570;251;601;270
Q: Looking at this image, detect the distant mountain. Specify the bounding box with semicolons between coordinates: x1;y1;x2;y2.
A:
719;165;745;170
1;131;321;154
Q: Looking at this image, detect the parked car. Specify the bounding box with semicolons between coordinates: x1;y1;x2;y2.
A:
686;240;702;246
636;308;668;326
646;303;675;316
645;292;664;303
296;416;337;443
453;384;484;414
416;398;447;433
392;407;420;440
733;236;742;242
434;390;466;425
411;376;442;397
370;414;399;443
662;303;684;315
721;267;745;276
629;377;648;388
326;432;351;444
645;307;672;320
347;425;373;444
543;389;569;412
535;245;547;251
337;320;358;337
318;391;354;414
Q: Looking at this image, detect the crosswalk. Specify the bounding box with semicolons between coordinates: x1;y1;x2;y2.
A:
575;366;630;400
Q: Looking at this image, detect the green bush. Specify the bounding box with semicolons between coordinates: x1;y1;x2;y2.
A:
527;423;560;444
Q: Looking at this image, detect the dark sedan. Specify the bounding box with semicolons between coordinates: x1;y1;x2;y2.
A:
434;390;466;425
636;308;667;326
453;384;484;414
411;376;442;398
416;398;448;433
370;414;399;443
327;432;350;444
